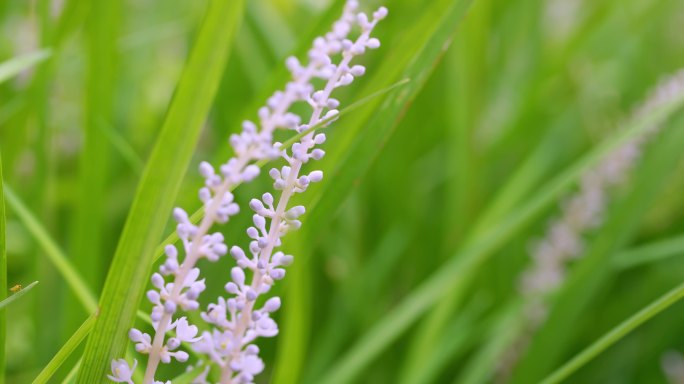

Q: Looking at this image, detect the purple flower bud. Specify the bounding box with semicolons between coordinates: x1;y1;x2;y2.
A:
264;297;281;312
231;267;245;286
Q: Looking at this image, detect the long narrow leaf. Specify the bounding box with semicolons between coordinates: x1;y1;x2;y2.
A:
0;281;39;310
0;155;5;384
3;185;97;312
321;67;684;384
0;50;52;84
316;0;476;381
510;116;684;383
541;280;684;384
77;1;244;381
32;313;96;384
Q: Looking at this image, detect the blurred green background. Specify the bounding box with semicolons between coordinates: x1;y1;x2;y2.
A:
2;0;684;383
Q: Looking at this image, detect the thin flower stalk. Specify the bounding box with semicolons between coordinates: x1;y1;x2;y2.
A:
108;1;387;384
192;3;387;383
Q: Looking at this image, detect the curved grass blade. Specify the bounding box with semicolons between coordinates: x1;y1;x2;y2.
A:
510;116;684;383
3;185;97;312
315;0;477;381
0;281;39;310
77;1;244;381
61;359;82;384
99;118;145;176
613;233;684;270
32;313;97;384
541;281;684;384
320;69;684;384
0;49;52;84
0;156;5;384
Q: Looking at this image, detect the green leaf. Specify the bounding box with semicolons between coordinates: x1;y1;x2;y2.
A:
3;185;97;312
510;115;684;383
0;154;5;384
27;77;409;380
320;63;684;384
77;1;244;382
541;281;684;384
0;281;39;310
612;233;684;270
313;0;477;381
32;313;96;384
0;50;52;84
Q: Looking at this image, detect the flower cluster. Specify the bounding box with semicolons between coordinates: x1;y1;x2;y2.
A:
192;2;388;383
109;1;386;384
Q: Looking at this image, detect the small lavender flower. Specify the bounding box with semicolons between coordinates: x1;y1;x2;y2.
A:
193;2;387;383
108;359;136;384
112;1;386;383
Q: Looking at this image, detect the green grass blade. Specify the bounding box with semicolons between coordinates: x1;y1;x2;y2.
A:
77;1;244;381
32;313;97;384
314;0;476;381
511;116;684;383
0;155;5;384
305;1;472;232
271;236;311;384
0;281;39;310
99;119;145;176
5;80;407;379
0;49;52;84
613;233;684;270
321;73;684;384
168;362;208;384
541;281;684;384
3;185;97;311
61;359;82;384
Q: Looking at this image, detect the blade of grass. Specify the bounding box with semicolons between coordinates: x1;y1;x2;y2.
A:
541;280;684;384
404;114;584;383
271;237;311;384
19;78;410;377
61;359;82;384
452;301;526;384
32;313;97;384
511;115;684;383
76;0;121;287
320;72;684;384
313;0;478;380
613;233;684;270
0;281;39;310
99;119;145;176
77;1;244;381
401;74;684;379
168;362;208;384
0;155;5;384
0;50;52;84
3;185;97;312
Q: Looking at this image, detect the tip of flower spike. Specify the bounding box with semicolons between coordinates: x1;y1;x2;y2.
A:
374;6;388;20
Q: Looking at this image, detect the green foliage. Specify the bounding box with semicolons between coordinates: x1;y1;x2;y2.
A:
77;1;244;381
0;155;6;384
2;0;684;383
0;50;51;84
